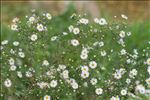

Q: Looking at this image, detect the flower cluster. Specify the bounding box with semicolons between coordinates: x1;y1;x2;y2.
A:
1;10;150;100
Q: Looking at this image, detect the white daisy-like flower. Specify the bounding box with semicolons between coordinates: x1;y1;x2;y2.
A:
50;80;57;88
119;31;125;38
79;18;89;25
17;71;23;78
71;39;79;46
71;82;78;89
90;78;97;85
126;78;131;84
58;64;66;70
13;41;19;46
127;32;132;36
101;50;107;56
120;49;126;55
44;95;51;100
42;60;49;66
81;71;89;79
89;61;97;69
4;79;12;87
10;65;17;71
110;96;120;100
81;48;89;54
99;18;107;25
29;16;35;23
12;17;19;23
37;23;44;31
81;66;89;72
31;34;38;41
114;72;122;79
25;71;33;78
68;25;74;32
99;41;104;47
46;13;52;20
95;88;103;95
51;36;57;41
63;32;68;35
145;77;150;85
11;24;18;31
62;70;69;79
146;58;150;65
121;89;127;95
1;40;8;45
135;85;145;94
80;54;88;60
94;18;99;24
18;52;25;58
9;58;15;65
73;27;80;35
147;66;150;75
121;14;128;20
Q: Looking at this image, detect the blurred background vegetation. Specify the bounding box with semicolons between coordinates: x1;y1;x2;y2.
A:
1;1;150;50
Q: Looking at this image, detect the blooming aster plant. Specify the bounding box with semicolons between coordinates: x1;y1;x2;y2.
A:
1;10;150;100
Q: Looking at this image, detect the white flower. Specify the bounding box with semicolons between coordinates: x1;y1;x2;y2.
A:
4;79;12;87
62;70;69;79
127;32;131;36
50;80;57;88
10;65;16;71
126;78;131;84
11;24;18;31
72;82;78;89
80;54;88;60
90;78;97;85
95;88;103;95
79;18;89;25
18;52;25;58
63;32;68;35
99;18;107;25
94;18;99;24
73;28;80;35
46;13;52;20
99;41;104;47
29;16;35;23
89;61;97;69
101;50;107;56
37;82;49;89
42;60;49;66
31;34;38;41
120;49;126;55
119;31;125;38
121;89;127;95
121;14;128;20
71;39;79;46
13;41;19;46
58;64;66;70
81;66;89;72
1;40;8;45
146;58;150;65
12;17;19;23
145;78;150;85
37;24;44;31
110;96;120;100
81;71;89;79
147;66;150;75
25;71;33;77
44;95;51;100
9;58;15;65
68;25;74;32
81;48;89;54
51;36;57;41
17;71;23;78
135;85;145;94
114;72;122;79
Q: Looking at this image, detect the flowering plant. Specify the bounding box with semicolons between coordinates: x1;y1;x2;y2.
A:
1;10;150;100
